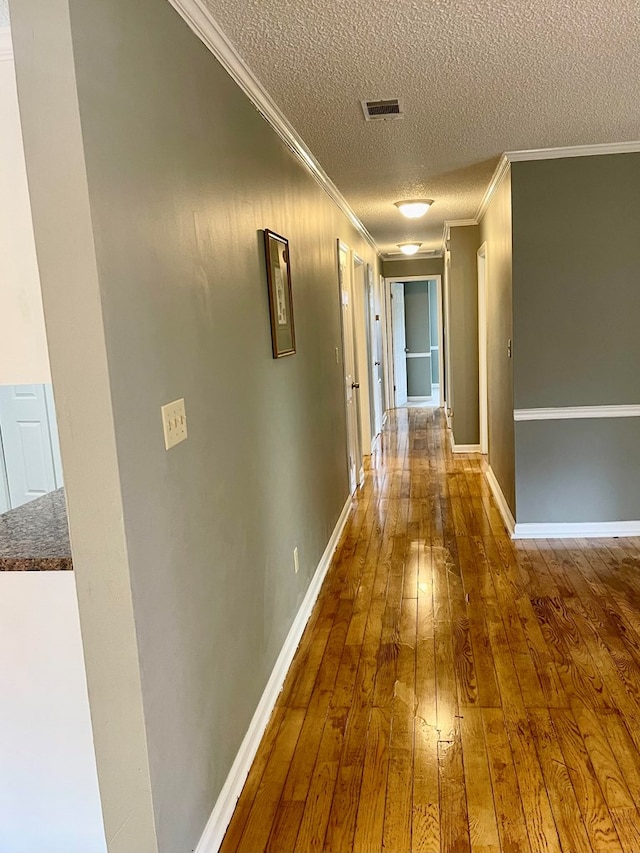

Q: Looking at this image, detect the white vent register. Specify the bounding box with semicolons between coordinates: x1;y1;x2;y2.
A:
361;98;404;121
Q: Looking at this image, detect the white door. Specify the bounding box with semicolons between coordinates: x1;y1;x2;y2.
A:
0;383;63;509
338;243;362;492
391;282;408;406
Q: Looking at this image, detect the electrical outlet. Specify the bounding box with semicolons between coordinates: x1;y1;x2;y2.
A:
161;398;187;450
335;347;340;364
293;546;299;574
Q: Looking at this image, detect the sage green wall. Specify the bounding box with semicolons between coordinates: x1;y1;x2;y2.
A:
448;225;480;446
11;0;379;850
404;281;431;397
404;281;431;351
479;171;515;513
512;154;640;522
382;257;444;278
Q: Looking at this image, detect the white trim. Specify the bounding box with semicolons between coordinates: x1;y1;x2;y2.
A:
485;466;516;536
167;0;379;255
0;27;12;62
449;432;481;454
506;140;640;163
514;404;640;421
194;495;353;853
445;218;478;228
475;156;510;222
384;275;444;412
513;520;640;539
408;396;432;401
406;352;431;359
477;243;488;454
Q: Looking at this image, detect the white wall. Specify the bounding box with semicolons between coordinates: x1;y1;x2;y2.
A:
0;29;50;385
0;572;106;853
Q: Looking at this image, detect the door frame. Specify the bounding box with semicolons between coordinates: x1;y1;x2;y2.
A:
337;240;362;492
383;275;444;409
351;252;370;458
477;243;488;454
378;274;389;426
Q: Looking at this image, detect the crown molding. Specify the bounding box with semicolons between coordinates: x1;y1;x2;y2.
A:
475;155;510;221
167;0;380;256
445;218;479;227
506;140;640;162
0;28;12;62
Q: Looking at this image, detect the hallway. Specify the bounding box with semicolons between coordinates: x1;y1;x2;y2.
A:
223;408;640;853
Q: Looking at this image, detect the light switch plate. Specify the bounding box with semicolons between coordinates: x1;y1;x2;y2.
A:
161;398;187;450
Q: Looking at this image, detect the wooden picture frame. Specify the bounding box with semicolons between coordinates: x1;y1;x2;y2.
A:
264;229;296;358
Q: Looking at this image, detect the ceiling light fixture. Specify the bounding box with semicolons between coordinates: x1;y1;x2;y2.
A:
394;199;434;219
398;242;422;256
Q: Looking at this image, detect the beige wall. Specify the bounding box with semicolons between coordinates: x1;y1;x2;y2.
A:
479;170;515;512
0;44;50;385
11;0;378;850
382;256;444;279
448;225;480;445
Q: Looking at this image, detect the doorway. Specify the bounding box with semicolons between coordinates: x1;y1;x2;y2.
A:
338;241;362;493
0;383;64;511
385;276;443;409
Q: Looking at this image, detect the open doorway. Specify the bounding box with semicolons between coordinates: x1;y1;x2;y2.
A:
385;276;443;409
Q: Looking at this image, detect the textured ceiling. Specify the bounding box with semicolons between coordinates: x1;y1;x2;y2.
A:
203;0;640;254
0;0;9;28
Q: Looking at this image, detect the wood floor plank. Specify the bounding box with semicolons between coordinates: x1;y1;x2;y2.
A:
234;708;306;853
549;707;622;852
459;707;501;853
352;706;391;853
412;729;440;853
481;708;532;853
438;719;472;853
528;708;595;853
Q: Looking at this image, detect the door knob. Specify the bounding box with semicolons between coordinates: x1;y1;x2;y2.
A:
404;347;409;353
374;361;380;366
352;382;360;389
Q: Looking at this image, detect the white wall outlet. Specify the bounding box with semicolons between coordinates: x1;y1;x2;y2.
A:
293;546;299;574
335;347;340;364
161;398;187;450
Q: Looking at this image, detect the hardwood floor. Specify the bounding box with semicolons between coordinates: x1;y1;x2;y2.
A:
221;407;640;853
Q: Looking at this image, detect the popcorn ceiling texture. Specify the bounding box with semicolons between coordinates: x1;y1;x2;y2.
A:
204;0;640;252
0;0;9;27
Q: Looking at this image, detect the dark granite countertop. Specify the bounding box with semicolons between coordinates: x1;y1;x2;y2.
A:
0;488;72;571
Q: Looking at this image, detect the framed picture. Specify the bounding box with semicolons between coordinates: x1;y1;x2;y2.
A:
264;229;296;358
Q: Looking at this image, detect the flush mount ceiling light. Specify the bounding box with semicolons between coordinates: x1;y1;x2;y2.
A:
398;242;422;255
394;199;434;219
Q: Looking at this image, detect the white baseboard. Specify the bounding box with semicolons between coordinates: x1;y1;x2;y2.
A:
513;520;640;539
449;431;481;454
194;495;353;853
485;466;516;536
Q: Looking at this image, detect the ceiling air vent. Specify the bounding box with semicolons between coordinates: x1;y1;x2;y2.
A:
361;98;404;121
